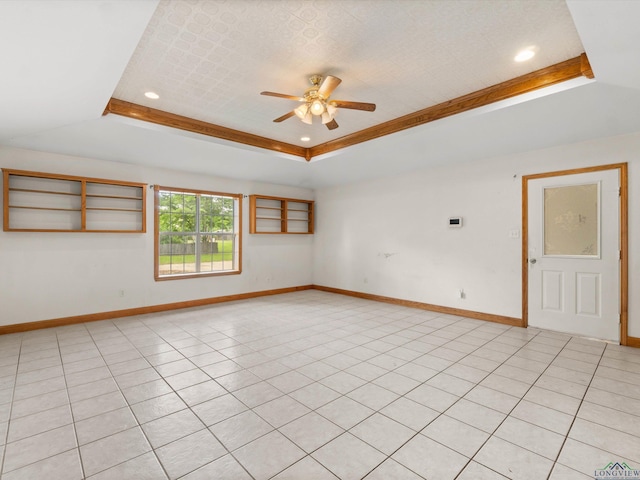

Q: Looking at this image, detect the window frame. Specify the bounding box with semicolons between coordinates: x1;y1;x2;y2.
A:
154;185;242;281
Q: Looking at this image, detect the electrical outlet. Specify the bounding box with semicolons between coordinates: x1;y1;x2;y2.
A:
509;229;520;239
458;289;465;299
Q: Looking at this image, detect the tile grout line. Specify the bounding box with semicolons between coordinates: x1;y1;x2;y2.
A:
0;329;88;477
449;332;577;479
52;322;171;479
106;311;283;479
112;295;640;478
260;316;495;479
2;292;639;479
544;341;615;480
106;317;194;480
0;304;552;476
267;315;519;479
353;320;540;480
181;306;554;479
58;326;91;480
10;328;188;477
133;303;484;479
0;333;22;477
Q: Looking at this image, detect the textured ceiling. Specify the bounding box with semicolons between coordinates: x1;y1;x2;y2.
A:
113;0;585;147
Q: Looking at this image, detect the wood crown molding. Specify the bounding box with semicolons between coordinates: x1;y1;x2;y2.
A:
103;98;308;159
104;53;593;162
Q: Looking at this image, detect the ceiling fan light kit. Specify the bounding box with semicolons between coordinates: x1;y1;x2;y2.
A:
311;99;324;115
294;103;312;124
321;105;337;125
261;74;376;131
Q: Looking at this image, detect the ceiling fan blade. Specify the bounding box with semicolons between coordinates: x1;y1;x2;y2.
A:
273;111;296;122
330;100;376;112
325;118;339;130
261;91;304;101
318;75;342;98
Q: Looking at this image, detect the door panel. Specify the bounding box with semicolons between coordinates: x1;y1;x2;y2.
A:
541;271;563;312
576;272;600;316
528;169;619;342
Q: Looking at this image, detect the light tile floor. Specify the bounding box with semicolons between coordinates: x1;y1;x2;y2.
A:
1;290;639;479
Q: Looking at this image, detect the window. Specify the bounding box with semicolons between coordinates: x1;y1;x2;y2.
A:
155;186;241;280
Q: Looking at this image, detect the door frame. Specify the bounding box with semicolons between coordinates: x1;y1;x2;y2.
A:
522;163;629;344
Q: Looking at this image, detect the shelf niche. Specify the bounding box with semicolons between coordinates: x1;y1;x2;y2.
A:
3;169;146;233
249;194;314;234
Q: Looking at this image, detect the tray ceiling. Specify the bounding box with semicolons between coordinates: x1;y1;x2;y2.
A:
112;0;585;148
4;1;640;188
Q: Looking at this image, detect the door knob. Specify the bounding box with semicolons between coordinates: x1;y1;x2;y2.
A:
530;258;537;264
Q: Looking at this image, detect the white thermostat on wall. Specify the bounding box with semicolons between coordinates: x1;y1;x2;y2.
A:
449;217;463;228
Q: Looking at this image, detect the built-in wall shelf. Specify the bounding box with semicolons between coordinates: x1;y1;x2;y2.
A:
2;169;146;233
249;194;314;234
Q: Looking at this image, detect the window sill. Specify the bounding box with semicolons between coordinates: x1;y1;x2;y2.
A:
154;270;241;281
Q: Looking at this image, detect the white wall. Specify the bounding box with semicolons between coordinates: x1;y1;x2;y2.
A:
312;131;640;337
3;131;640;339
0;146;314;326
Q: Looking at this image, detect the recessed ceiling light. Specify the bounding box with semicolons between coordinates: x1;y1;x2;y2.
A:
300;136;311;142
514;48;536;62
144;91;160;99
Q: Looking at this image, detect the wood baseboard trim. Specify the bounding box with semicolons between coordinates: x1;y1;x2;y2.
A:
0;285;314;335
4;285;633;344
625;336;640;348
311;285;524;327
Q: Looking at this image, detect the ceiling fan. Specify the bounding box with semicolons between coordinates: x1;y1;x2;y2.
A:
261;74;376;130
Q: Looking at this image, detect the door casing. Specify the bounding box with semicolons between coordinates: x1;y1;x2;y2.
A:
522;163;628;344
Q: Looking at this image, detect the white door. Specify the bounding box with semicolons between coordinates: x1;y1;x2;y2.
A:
528;169;620;342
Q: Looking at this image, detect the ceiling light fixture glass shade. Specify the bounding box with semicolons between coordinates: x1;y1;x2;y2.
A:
294;104;309;119
321;103;337;125
301;110;313;124
310;99;325;115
